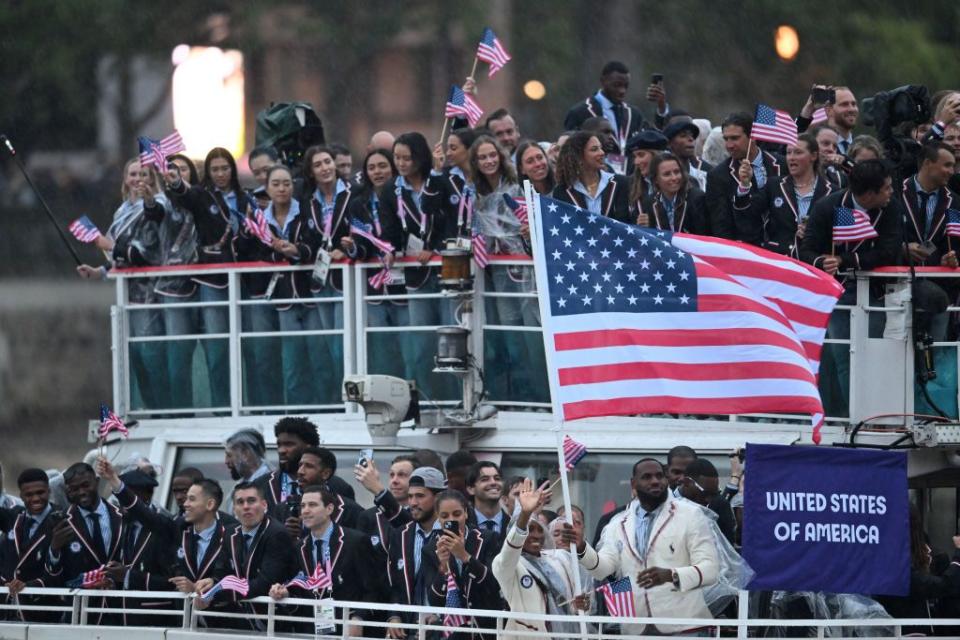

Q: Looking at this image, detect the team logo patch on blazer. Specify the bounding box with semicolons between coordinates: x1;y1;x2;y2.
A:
450;195;460;205
6;530;13;540
370;535;380;547
774;197;784;207
209;205;220;215
70;541;82;553
520;575;533;589
397;558;404;570
177;547;186;558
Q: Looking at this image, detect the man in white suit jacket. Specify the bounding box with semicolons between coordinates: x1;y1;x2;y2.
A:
566;458;719;635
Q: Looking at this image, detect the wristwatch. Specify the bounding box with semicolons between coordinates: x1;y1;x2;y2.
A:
671;569;680;589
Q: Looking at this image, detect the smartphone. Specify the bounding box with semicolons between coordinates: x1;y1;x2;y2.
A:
651;73;664;85
443;520;460;535
839;156;855;174
358;448;373;467
812;86;835;104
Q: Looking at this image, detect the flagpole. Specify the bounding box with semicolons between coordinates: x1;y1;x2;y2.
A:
439;117;452;145
468;56;480;82
0;135;82;266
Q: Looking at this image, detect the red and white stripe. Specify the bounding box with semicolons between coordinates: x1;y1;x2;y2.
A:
550;257;827;423
472;233;489;269
139;131;185;168
670;233;843;376
810;107;828;125
244;210;273;246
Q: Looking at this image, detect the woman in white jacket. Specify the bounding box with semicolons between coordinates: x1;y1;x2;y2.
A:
491;479;585;639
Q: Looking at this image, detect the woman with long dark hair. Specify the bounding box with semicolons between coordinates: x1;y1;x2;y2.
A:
347;148;415;381
552;131;630;222
634;152;710;234
516;140;555;195
424;127;479;242
162;147;254;409
301;144;357;402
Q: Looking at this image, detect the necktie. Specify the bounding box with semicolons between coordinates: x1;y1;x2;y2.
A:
244;533;254;551
315;539;324;569
918;191;932;237
87;513;106;559
190;533;201;567
613;103;626;142
639;511;655;555
27;517;40;539
839;139;849;156
483;520;496;533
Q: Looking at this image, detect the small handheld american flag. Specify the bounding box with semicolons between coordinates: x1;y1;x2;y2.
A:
562;435;588;470
442;573;467;637
472;233;489;269
137;131;185;169
445;85;484;128
751;104;798;147
201;575;249;602
350;218;395;255
286;561;333;591
599;576;636;617
946;209;960;238
832;206;878;243
66;566;107;589
476;27;511;77
503;194;528;225
99;403;129;440
68;216;103;243
810;107;828;125
244;210;273;246
368;267;395;290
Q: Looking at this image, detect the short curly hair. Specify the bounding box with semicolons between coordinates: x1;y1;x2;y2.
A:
274;417;320;447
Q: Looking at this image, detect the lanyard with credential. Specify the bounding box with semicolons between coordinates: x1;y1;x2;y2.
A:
395;186;426;235
458;186;474;234
370;197;382;236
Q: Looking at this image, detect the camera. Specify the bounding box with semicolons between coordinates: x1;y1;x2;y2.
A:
651;73;663;85
811;86;835;105
861;85;931;166
343;375;419;444
443;520;460;535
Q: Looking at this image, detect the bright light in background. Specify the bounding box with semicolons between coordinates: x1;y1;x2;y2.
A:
775;25;799;61
523;80;546;101
172;47;245;160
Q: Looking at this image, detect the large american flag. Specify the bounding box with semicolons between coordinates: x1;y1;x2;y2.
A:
946;209;960;238
752;104;798;147
476;27;511;77
444;85;484;128
442;572;468;637
98;403;128;439
201;575;249;602
137;131;185;168
599;576;636;617
531;195;836;430
833;206;878;243
68;216;102;243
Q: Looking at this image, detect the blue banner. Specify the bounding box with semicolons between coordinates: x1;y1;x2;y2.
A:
742;443;909;596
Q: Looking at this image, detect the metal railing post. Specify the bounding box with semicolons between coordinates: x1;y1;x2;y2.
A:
228;270;241;416
117;275;131;415
341;605;350;639
266;599;276;636
736;589;748;639
342;265;355;386
181;594;191;629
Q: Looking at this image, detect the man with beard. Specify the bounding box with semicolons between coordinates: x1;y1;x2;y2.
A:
263;419;355;514
385;467;445;639
224;429;271;484
565;459;718;636
827;87;859;156
45;463;128;624
466;461;509;549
